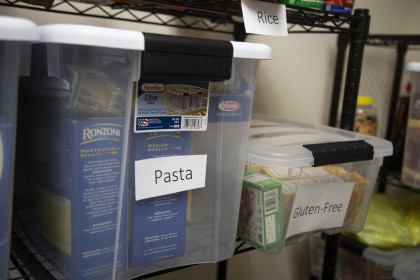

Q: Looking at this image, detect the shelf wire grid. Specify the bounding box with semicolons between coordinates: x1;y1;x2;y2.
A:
1;0;355;34
8;220;255;280
366;35;420;47
9;217;61;280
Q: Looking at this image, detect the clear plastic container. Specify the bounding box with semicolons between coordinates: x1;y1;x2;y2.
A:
169;89;183;112
354;96;378;136
386;83;411;173
393;251;420;280
15;24;144;280
242;114;392;253
310;233;420;280
0;16;39;280
196;90;205;109
402;62;420;190
189;91;198;110
363;245;420;268
181;92;191;112
120;36;271;279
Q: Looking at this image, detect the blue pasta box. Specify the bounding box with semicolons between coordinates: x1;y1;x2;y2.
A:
21;115;127;280
0;121;15;279
128;131;191;268
14;22;144;279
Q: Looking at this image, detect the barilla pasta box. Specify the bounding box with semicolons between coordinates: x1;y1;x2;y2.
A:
129;131;191;267
238;171;283;250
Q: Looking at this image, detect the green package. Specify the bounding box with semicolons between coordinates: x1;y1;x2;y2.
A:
238;171;283;250
281;0;323;9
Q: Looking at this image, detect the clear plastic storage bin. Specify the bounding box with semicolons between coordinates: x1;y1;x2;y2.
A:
393;250;420;280
119;34;271;278
402;62;420;190
0;16;38;280
15;24;144;280
240;115;392;253
310;234;420;279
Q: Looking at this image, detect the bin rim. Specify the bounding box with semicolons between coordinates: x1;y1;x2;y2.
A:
36;23;145;51
246;114;393;168
0;15;39;42
362;245;420;267
231;41;272;60
393;252;420;280
407;61;420;72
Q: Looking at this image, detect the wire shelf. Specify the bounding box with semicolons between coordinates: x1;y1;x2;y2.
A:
8;219;255;280
0;0;355;34
367;35;420;47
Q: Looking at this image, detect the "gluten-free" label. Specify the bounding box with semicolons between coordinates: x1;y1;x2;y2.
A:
134;155;207;200
285;182;355;238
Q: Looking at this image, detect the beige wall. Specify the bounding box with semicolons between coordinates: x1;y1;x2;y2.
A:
250;0;420;138
2;1;420;280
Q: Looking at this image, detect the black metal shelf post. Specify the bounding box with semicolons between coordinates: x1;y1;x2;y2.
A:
324;8;370;280
1;2;371;280
329;32;349;127
338;9;370;131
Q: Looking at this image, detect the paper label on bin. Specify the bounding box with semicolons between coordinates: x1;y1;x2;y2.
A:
134;80;210;133
135;155;207;200
285;182;354;239
241;0;288;36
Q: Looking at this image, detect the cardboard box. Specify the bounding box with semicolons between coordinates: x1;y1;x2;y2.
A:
238;171;283;250
129;132;191;267
24;115;127;280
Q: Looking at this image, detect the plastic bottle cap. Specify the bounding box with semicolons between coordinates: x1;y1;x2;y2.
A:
357;96;373;106
406;82;412;93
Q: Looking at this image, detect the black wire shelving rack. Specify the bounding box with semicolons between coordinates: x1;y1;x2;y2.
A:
2;1;371;280
1;0;361;39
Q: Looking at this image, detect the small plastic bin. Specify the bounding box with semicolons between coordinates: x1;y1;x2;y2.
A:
402;62;420;190
310;234;420;279
15;24;144;280
119;34;271;278
239;114;392;253
393;250;420;280
0;16;38;280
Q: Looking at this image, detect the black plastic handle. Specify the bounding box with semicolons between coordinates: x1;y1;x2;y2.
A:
141;33;234;81
303;140;374;167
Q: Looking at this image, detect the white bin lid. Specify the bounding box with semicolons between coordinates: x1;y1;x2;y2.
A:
246;114;393;168
0;16;39;41
37;24;144;50
407;62;420;72
231;41;272;60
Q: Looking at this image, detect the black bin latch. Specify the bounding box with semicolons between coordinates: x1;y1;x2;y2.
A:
303;140;374;167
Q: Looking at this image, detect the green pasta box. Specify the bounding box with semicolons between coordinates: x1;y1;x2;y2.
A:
238;171;283;250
